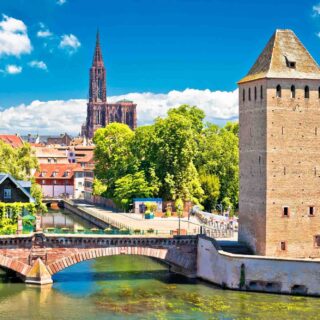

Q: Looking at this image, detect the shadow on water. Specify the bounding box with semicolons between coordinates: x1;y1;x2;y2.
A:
53;269;197;284
0;267;22;283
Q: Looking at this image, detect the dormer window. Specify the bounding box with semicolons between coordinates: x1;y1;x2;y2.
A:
285;56;296;69
40;171;46;177
52;171;58;177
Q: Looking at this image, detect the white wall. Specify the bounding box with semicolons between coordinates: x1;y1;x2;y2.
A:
41;185;74;198
197;236;320;296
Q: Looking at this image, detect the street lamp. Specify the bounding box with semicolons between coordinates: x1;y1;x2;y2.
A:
177;204;181;236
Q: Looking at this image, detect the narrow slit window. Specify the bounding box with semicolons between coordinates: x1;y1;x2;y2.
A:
243;89;245;102
309;206;315;216
249;88;251;101
283;207;289;216
315;235;320;247
281;241;286;251
318;87;320;99
254;86;257;100
305;86;310;99
260;85;263;99
291;85;295;98
276;85;281;98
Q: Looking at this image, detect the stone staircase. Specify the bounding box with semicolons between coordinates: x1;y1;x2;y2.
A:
217;240;253;255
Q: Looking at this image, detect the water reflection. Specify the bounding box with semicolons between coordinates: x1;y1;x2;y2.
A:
41;208;96;229
0;256;320;319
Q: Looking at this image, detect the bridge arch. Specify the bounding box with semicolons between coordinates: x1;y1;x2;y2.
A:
0;254;30;277
46;246;191;276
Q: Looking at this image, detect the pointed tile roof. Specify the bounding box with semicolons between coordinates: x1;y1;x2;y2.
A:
92;30;104;67
239;29;320;83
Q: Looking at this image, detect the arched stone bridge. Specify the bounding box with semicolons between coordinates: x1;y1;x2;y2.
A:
0;233;198;284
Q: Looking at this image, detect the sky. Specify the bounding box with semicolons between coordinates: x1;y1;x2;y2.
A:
1;0;320;134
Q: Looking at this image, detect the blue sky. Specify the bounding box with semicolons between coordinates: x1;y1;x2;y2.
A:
1;0;320;134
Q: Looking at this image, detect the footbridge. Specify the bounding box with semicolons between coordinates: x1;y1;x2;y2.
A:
0;233;198;285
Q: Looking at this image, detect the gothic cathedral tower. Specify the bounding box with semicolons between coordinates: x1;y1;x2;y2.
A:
82;31;137;139
83;31;107;139
238;29;320;258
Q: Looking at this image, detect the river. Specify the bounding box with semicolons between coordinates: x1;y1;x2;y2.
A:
0;255;319;319
0;209;319;319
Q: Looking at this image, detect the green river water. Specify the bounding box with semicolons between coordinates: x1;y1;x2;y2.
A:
0;255;319;320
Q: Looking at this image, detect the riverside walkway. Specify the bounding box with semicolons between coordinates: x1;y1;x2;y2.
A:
63;200;236;239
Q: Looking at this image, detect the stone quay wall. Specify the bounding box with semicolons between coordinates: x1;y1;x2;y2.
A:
197;236;320;296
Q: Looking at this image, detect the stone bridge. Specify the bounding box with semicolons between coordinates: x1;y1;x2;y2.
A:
0;233;198;285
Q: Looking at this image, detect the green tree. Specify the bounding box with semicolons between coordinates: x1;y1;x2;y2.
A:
93;123;136;197
154;113;203;203
199;173;220;211
113;171;158;211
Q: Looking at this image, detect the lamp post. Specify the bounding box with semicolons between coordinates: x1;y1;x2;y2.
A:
177;204;181;236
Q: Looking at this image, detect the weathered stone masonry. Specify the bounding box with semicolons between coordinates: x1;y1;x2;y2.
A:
0;233;197;284
239;29;320;258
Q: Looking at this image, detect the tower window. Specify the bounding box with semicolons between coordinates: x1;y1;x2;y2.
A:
291;85;295;98
283;207;289;216
248;88;251;101
254;87;257;100
305;86;310;99
315;235;320;247
309;206;315;216
260;85;263;99
276;85;281;98
243;89;245;102
318;87;320;99
280;241;286;251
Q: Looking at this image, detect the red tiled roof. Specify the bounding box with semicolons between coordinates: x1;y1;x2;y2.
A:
0;135;24;148
34;163;82;179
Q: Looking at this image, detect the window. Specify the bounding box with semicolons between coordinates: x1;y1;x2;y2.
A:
280;241;286;251
52;171;57;177
248;88;251;101
254;87;257;100
318;87;320;99
305;86;310;99
276;85;281;98
309;206;315;216
315;235;320;247
260;85;263;99
283;207;289;216
3;189;11;199
291;85;295;98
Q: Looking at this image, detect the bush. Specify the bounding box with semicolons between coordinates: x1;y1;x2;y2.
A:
165;209;171;218
134;229;141;234
147;228;154;234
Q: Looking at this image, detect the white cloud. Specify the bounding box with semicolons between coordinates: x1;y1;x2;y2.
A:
57;0;67;5
59;34;81;54
313;3;320;15
0;89;238;135
37;29;53;38
6;64;22;74
28;60;48;71
0;14;32;56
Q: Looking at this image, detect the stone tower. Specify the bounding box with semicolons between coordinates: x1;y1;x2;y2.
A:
84;31;107;139
82;32;137;139
238;29;320;258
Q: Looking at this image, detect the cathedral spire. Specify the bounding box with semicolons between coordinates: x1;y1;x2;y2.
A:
92;29;104;67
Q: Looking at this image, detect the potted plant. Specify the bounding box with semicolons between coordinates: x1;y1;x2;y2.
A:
134;229;141;234
104;227;113;234
147;228;154;234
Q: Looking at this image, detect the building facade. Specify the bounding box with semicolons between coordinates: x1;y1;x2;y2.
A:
238;29;320;258
82;32;137;139
0;173;34;203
